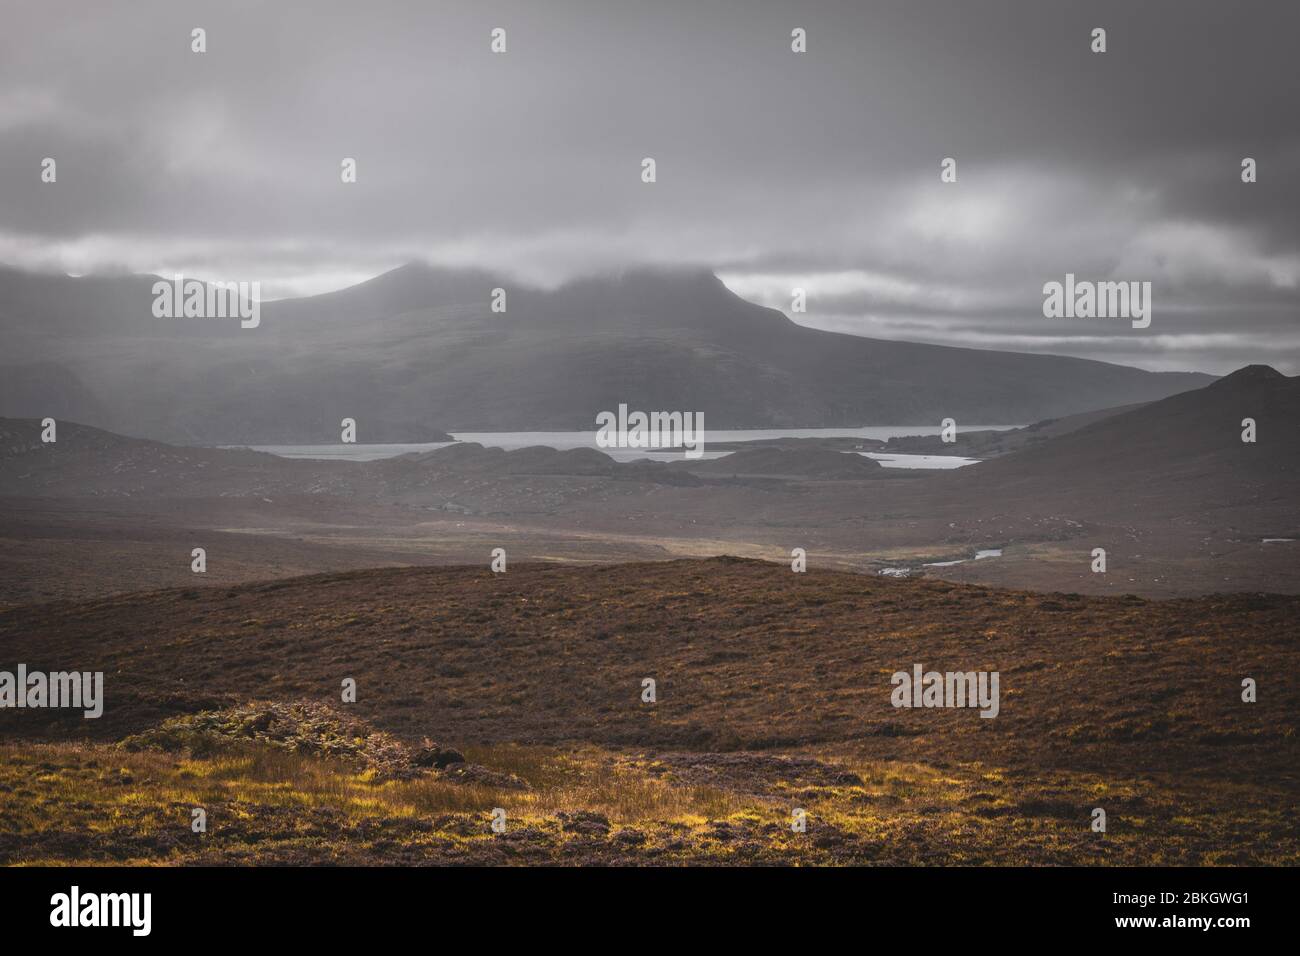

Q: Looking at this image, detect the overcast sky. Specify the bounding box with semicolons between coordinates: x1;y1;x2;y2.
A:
2;0;1297;373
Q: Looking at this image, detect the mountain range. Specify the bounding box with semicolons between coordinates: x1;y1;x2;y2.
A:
0;262;1214;443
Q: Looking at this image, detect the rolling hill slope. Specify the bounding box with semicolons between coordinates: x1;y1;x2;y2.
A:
964;364;1299;489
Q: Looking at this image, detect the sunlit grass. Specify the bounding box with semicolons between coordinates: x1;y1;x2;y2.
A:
1;740;1295;866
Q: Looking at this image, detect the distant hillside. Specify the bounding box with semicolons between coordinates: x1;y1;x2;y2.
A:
881;402;1150;458
0;420;692;498
2;367;1296;599
0;262;1213;442
970;365;1299;485
403;442;699;485
0;417;351;497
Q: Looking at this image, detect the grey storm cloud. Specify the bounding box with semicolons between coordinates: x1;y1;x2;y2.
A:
0;0;1296;372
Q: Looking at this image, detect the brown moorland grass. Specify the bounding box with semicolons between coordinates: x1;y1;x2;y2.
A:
1;739;1292;865
1;558;1294;775
0;740;754;865
1;558;1296;864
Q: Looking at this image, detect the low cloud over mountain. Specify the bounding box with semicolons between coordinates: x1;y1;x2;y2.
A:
1;262;1213;442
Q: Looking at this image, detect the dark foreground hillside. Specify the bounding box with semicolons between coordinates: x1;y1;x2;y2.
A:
1;559;1295;865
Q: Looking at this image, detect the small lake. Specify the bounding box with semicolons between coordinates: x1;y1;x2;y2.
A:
924;548;1003;567
234;425;1016;470
859;452;980;470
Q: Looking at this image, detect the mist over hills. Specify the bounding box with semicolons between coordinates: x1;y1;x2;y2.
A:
0;418;702;499
1;366;1296;602
0;262;1214;444
4;365;1292;519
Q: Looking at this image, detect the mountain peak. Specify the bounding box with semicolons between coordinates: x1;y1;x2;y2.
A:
551;265;739;313
1209;364;1287;389
1222;364;1285;381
